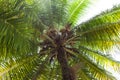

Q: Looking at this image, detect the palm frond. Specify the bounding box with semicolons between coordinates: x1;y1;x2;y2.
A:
79;46;120;71
67;0;90;25
0;0;38;58
34;0;68;28
65;48;116;80
0;0;120;80
78;69;91;80
76;5;120;31
0;54;43;80
75;19;120;51
79;55;116;80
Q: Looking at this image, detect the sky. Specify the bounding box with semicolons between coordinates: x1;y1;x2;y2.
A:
79;0;120;23
80;0;120;79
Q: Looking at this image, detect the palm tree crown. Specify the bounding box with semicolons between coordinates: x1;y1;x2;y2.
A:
0;0;120;80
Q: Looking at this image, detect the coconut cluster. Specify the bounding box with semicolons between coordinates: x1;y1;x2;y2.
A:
39;26;77;62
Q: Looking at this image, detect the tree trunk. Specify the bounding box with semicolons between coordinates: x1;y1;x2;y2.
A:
57;47;76;80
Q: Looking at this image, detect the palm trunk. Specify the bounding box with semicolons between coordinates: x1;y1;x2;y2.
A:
57;47;75;80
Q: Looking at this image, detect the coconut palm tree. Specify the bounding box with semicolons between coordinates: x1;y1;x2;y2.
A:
0;0;120;80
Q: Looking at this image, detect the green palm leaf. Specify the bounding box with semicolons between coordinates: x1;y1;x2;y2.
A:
0;0;120;80
67;0;90;25
0;0;38;58
75;6;120;51
76;5;120;31
0;54;40;80
65;48;116;80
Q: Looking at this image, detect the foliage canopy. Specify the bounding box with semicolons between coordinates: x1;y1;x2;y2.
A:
0;0;120;80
